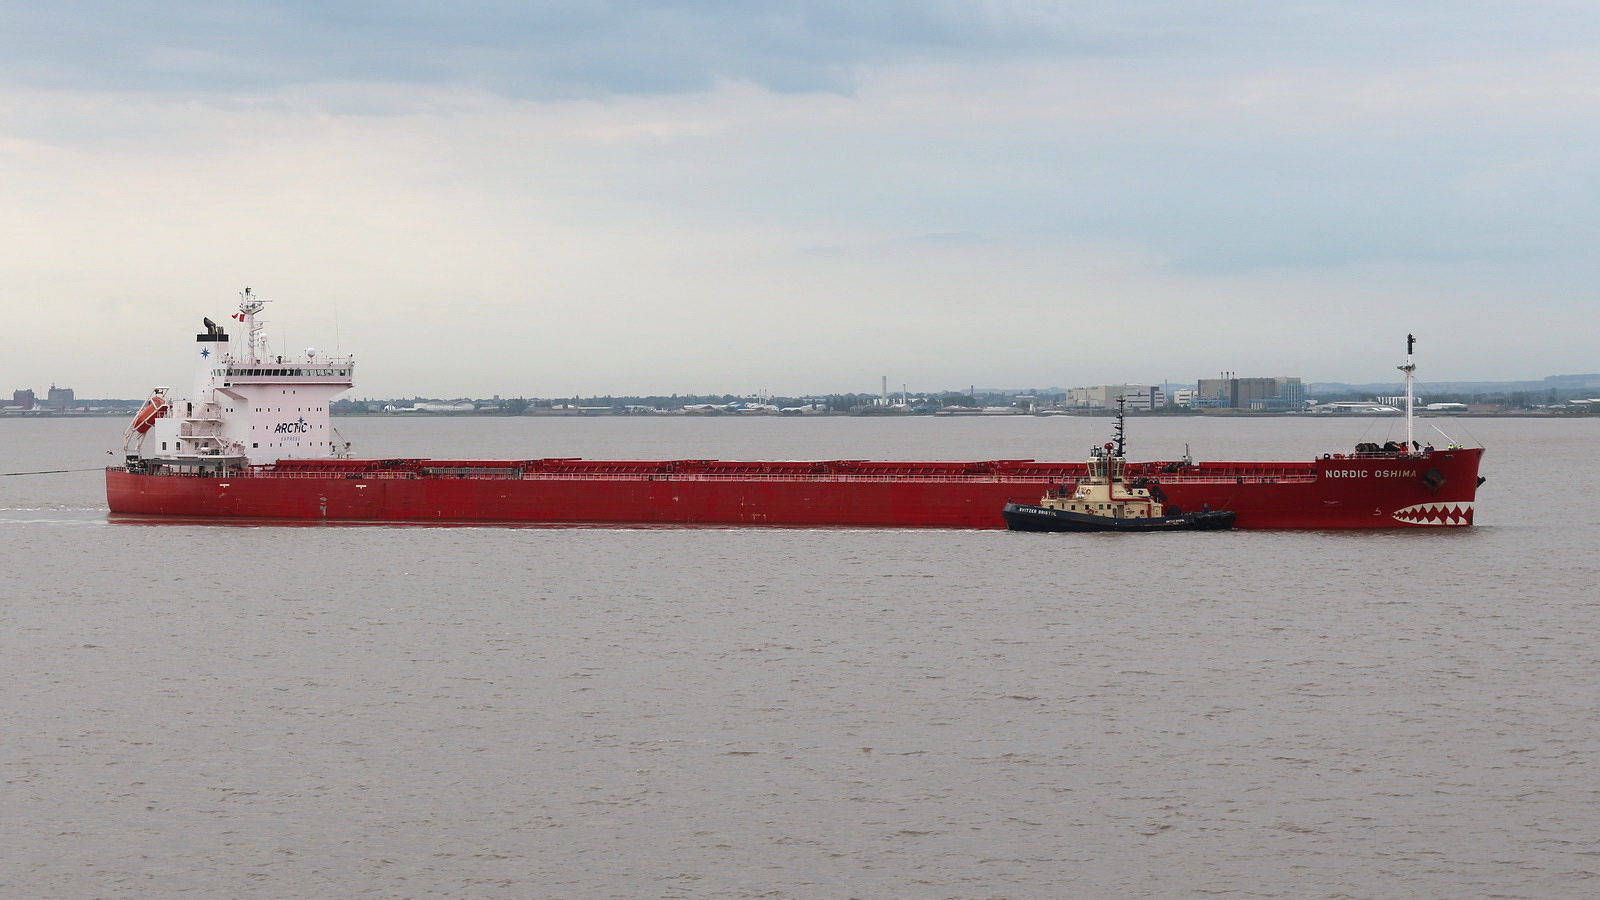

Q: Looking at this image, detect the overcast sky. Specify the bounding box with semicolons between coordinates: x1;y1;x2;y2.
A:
4;1;1597;398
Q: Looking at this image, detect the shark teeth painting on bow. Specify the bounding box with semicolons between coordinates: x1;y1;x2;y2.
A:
1392;502;1474;526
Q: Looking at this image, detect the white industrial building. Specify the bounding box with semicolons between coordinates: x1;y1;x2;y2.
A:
1062;384;1166;410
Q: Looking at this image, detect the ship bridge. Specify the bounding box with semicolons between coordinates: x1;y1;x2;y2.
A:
217;359;354;386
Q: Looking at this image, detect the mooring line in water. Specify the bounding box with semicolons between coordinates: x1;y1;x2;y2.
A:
0;467;106;477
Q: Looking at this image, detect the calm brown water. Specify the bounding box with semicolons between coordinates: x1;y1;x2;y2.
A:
4;415;1598;898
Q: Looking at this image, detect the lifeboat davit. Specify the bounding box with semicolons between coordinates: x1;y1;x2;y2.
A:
132;395;169;434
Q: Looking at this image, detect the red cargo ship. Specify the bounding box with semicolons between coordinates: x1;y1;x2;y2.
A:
106;292;1484;528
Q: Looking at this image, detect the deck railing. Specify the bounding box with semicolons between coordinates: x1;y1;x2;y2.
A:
141;467;1325;486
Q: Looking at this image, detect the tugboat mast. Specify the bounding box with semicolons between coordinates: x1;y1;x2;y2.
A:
1113;396;1127;458
1399;334;1416;452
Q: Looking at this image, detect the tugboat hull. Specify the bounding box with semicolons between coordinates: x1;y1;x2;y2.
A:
1002;502;1236;533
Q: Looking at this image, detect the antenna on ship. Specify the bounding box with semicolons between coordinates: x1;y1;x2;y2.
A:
1113;396;1127;458
237;286;270;365
1399;334;1416;453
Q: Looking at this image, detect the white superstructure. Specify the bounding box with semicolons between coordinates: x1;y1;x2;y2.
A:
124;288;354;468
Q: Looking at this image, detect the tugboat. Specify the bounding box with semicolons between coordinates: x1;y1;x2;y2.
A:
1002;400;1237;533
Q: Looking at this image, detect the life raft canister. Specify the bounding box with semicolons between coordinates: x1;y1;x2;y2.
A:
132;395;169;434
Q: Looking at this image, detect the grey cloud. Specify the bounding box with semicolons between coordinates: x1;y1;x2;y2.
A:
2;1;1084;97
20;1;1574;99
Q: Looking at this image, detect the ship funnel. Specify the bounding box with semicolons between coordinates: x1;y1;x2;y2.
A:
194;312;231;403
197;318;229;342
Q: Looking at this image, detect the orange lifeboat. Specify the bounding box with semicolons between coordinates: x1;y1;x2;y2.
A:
132;395;169;434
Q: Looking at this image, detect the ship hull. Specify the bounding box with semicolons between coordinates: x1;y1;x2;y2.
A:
105;447;1483;529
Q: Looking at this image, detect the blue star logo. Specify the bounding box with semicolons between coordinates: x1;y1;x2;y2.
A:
200;348;211;358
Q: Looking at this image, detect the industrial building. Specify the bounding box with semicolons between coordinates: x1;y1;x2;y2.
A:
1192;375;1304;410
1062;384;1166;410
43;385;77;411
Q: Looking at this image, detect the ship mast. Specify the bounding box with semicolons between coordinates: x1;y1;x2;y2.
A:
1399;333;1416;452
1113;396;1127;457
239;286;269;365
